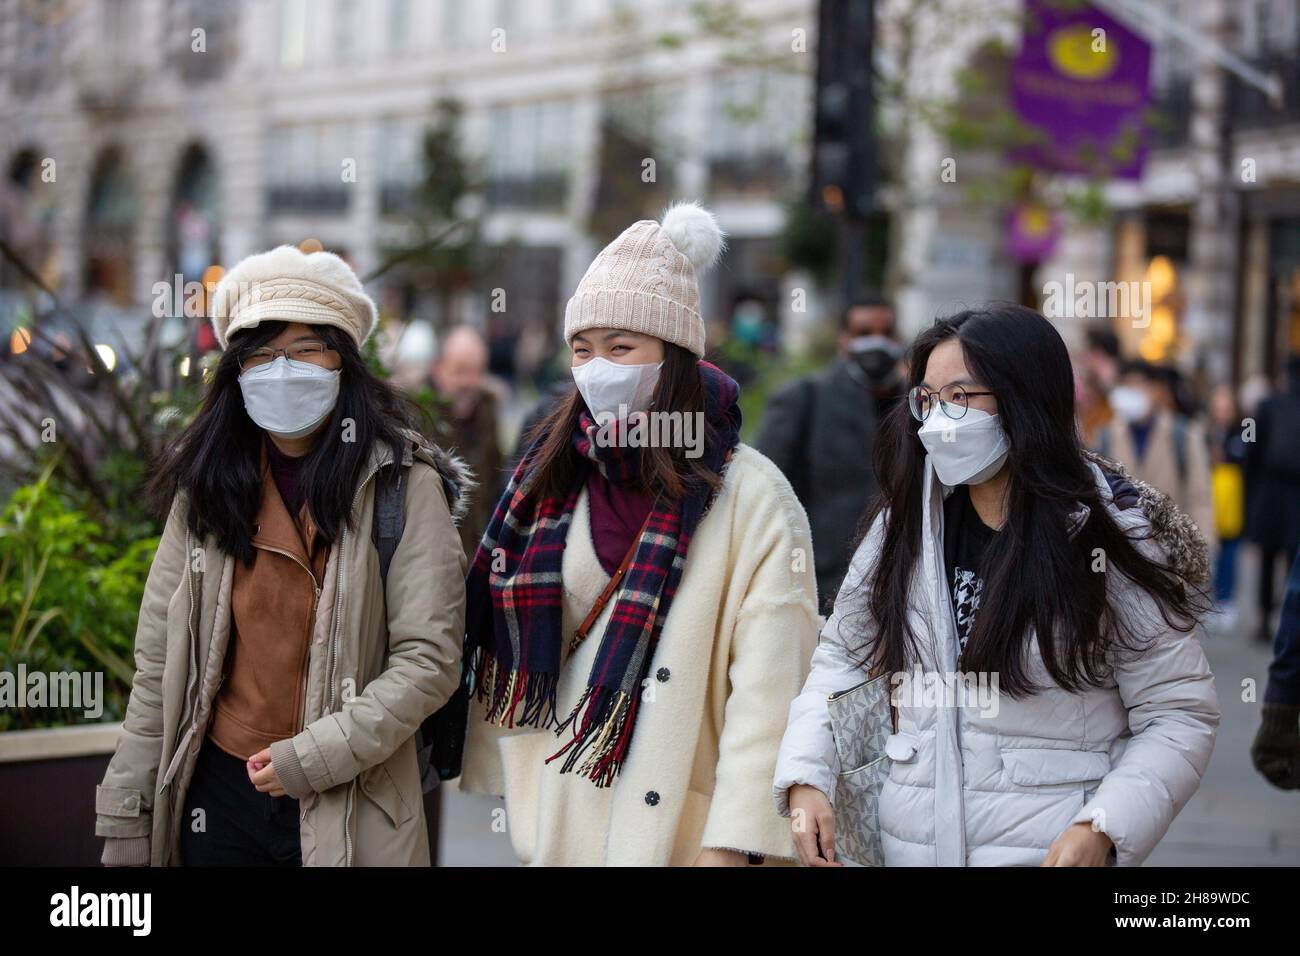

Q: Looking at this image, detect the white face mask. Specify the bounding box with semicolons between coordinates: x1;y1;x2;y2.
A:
917;406;1011;486
1109;384;1152;423
238;356;341;439
571;356;662;420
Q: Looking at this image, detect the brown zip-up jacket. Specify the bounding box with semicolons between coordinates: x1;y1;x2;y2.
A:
208;451;329;761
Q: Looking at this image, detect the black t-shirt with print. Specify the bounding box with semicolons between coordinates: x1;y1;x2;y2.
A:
942;484;999;652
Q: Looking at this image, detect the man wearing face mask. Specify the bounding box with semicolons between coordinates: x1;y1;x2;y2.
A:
756;296;904;608
1096;360;1215;559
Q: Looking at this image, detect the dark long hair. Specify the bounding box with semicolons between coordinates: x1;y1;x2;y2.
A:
521;341;721;501
852;304;1203;697
148;321;415;563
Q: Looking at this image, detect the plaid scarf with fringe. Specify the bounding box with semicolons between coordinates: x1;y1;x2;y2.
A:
462;361;741;786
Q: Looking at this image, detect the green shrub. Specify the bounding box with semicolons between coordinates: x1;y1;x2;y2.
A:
0;465;157;731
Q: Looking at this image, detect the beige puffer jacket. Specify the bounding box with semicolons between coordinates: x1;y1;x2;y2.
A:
94;436;471;866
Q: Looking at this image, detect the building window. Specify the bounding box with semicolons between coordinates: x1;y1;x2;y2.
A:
170;0;237;83
335;0;358;61
707;69;809;196
11;5;67;96
84;148;139;305
442;0;465;47
279;0;308;70
485;101;574;210
378;117;425;215
389;0;412;53
265;123;354;215
497;0;518;33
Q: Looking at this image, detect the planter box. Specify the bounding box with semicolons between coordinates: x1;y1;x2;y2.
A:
0;725;441;866
0;724;121;866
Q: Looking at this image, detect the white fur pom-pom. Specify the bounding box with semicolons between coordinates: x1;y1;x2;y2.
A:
660;201;726;272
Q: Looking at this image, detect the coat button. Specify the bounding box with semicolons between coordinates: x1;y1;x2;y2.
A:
123;795;138;811
656;667;670;683
644;790;660;806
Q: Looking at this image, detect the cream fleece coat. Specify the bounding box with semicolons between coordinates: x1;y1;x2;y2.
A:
460;444;820;865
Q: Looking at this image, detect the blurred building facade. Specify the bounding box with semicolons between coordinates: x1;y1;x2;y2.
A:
1055;0;1300;388
3;0;1297;387
882;0;1300;389
1;0;816;373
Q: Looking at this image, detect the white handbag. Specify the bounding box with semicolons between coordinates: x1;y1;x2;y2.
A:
827;672;895;866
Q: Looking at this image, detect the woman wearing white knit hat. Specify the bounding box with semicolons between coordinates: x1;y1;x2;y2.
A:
95;244;472;866
458;202;821;865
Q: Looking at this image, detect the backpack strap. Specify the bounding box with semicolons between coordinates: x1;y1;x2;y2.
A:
372;462;409;585
370;459;470;794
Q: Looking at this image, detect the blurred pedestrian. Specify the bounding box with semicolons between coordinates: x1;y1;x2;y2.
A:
708;294;775;388
755;295;904;607
1097;360;1215;549
1078;326;1120;447
456;203;819;866
1205;383;1248;632
1252;548;1300;790
430;324;504;556
95;246;471;866
1245;357;1300;644
775;305;1218;867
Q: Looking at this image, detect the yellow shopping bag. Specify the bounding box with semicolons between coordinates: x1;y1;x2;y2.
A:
1212;462;1244;539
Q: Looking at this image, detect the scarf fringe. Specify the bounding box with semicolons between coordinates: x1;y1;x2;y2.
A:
545;685;640;788
469;649;560;730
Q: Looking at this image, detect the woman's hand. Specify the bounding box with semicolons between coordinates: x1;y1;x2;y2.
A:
788;784;842;867
247;747;286;797
693;848;751;866
1042;821;1114;866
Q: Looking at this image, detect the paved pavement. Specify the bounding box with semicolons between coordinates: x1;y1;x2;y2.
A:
1145;544;1299;865
437;542;1300;867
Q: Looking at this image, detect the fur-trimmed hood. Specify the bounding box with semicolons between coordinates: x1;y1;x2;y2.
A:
1074;450;1210;585
401;430;476;527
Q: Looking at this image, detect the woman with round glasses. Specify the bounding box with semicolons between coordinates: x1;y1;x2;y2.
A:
95;245;471;866
774;304;1219;867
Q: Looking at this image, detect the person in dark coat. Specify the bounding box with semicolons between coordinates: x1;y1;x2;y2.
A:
1245;356;1300;643
1253;547;1300;790
430;325;505;558
755;296;904;609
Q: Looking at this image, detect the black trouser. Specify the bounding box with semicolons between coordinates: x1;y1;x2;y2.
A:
1260;547;1284;639
179;737;302;866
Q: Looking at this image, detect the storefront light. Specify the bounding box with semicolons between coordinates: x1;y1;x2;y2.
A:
1145;255;1176;301
94;344;117;372
1150;304;1176;345
10;327;31;355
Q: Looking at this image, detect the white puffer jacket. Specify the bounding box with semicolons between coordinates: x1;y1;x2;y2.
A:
773;459;1220;866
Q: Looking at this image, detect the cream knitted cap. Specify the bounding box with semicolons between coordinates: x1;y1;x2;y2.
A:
564;201;725;358
210;245;377;350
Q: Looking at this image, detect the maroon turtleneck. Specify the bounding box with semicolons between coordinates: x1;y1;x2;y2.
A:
585;470;655;576
265;438;308;521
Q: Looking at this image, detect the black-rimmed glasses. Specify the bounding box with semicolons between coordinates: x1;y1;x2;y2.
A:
908;384;995;422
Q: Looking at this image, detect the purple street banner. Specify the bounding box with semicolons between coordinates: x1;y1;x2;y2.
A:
1011;0;1153;180
1006;201;1062;262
